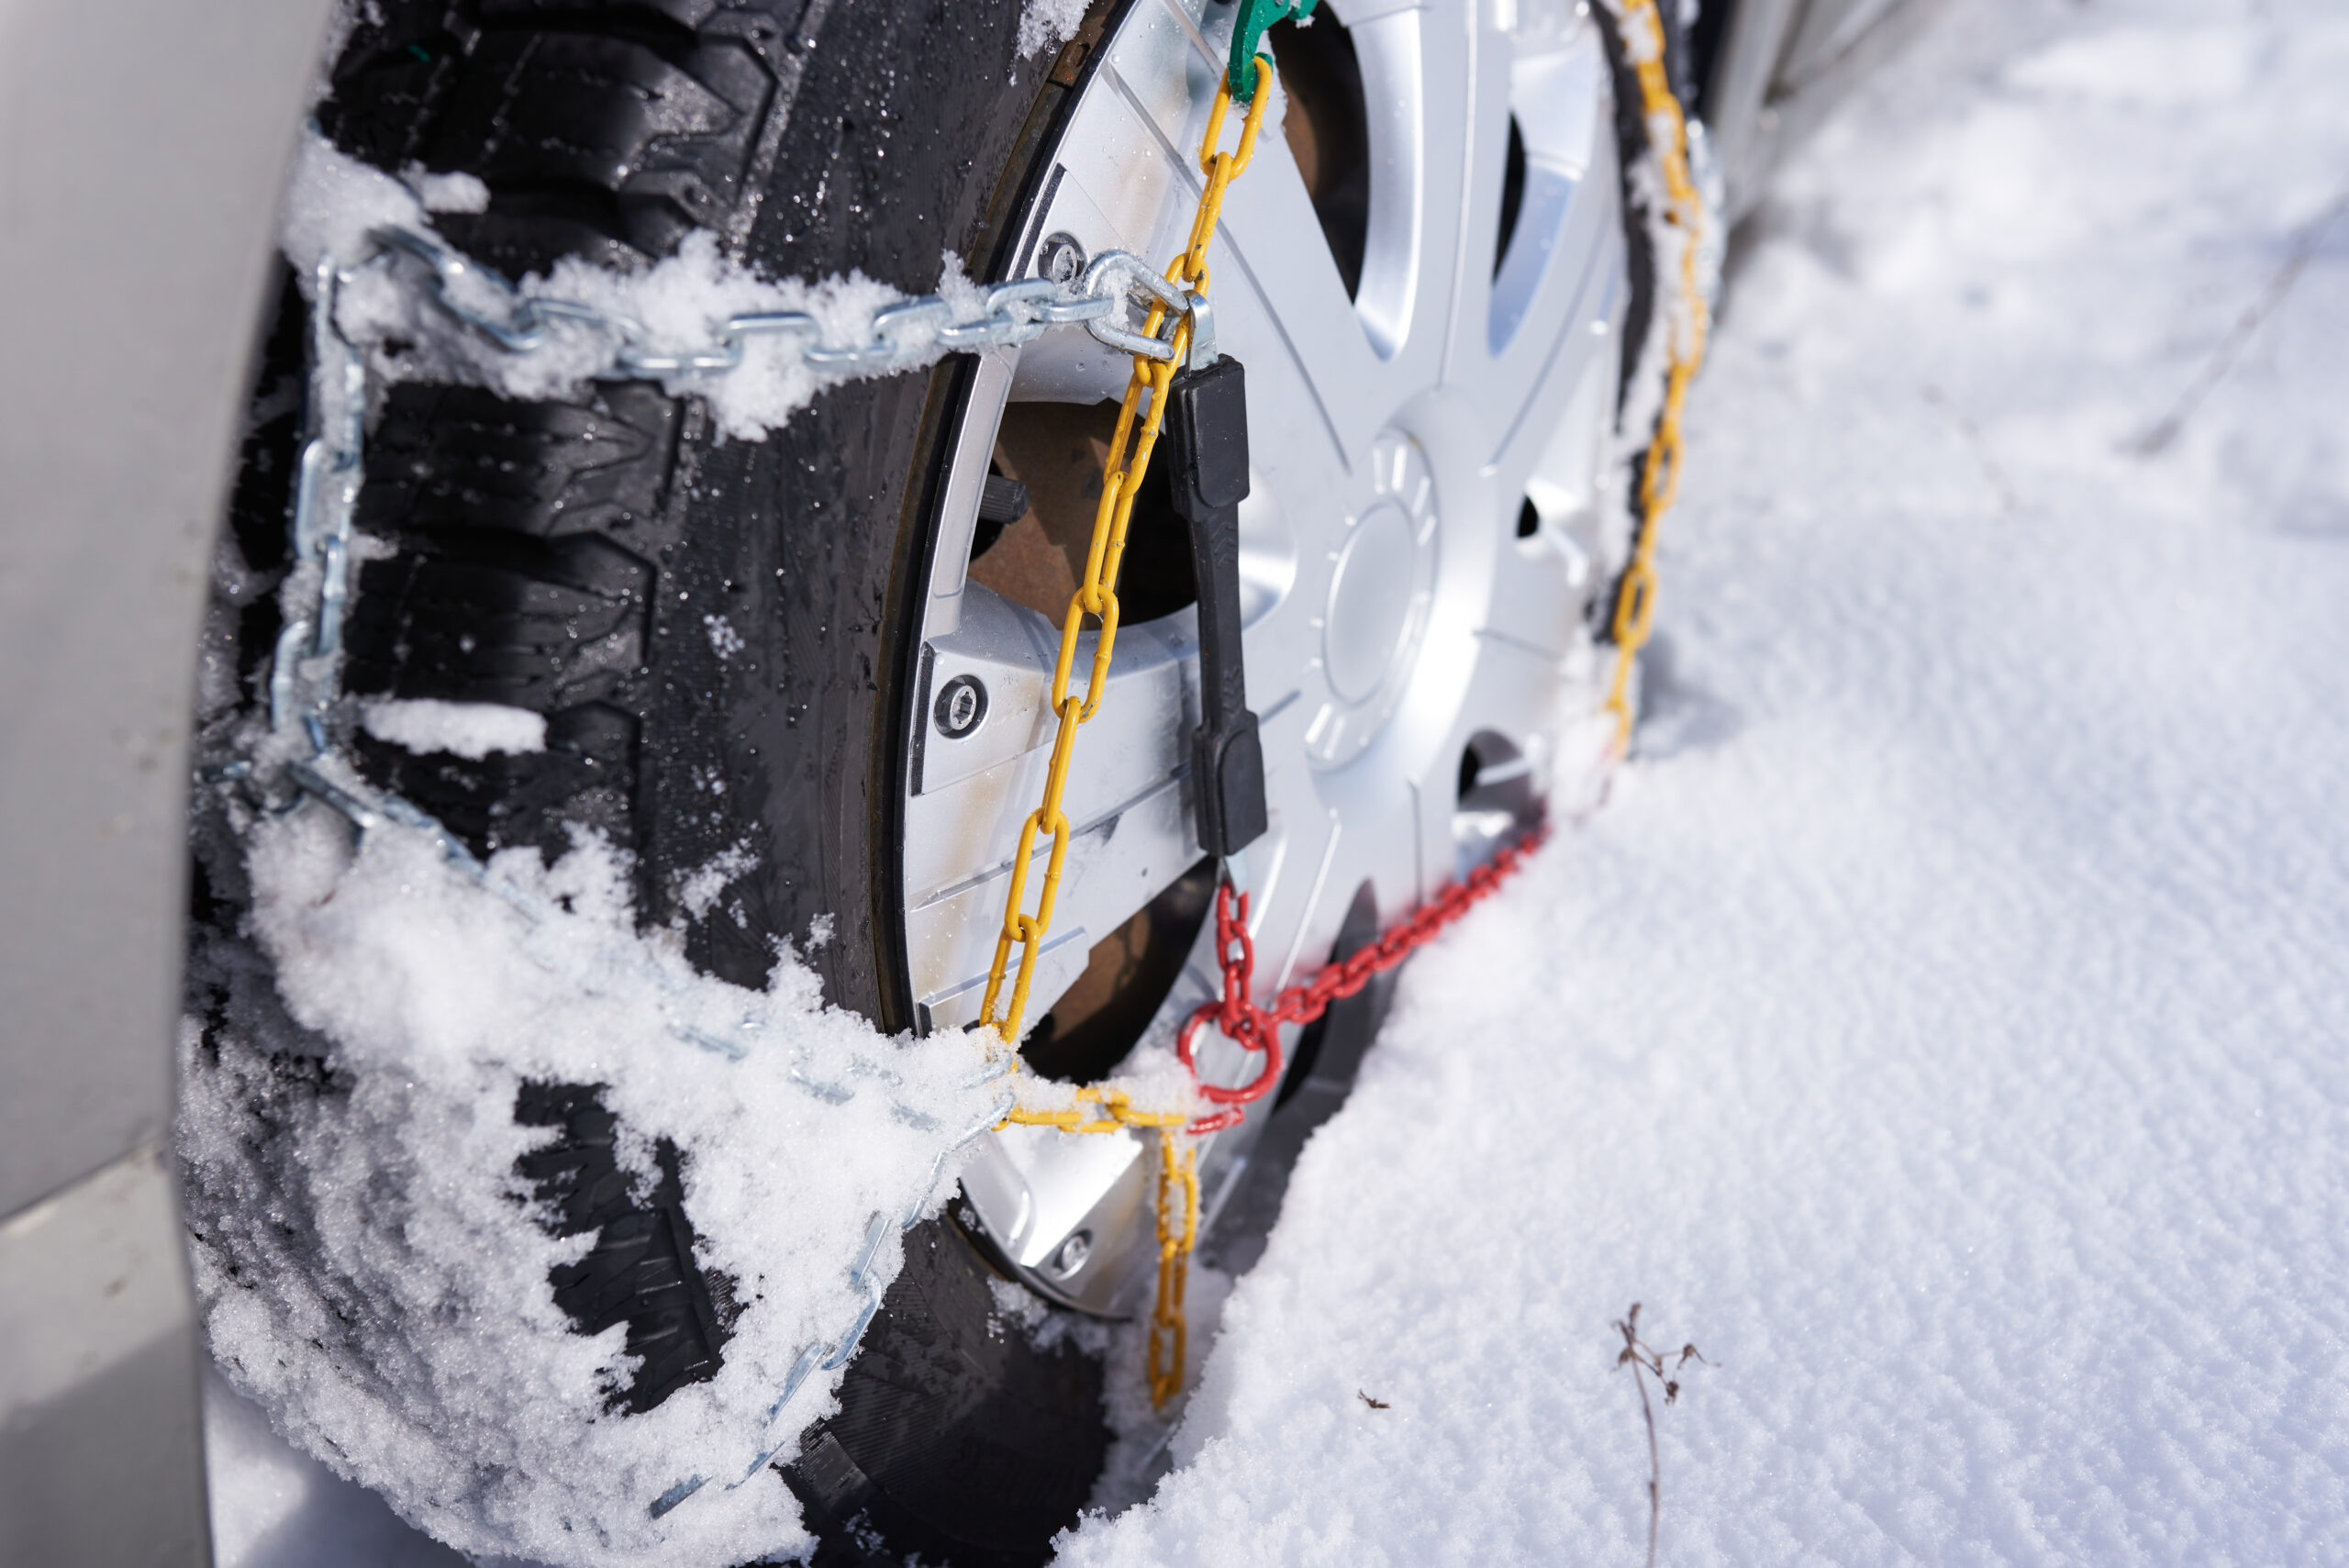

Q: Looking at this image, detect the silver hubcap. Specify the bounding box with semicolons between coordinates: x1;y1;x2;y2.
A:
1312;429;1438;762
901;0;1626;1314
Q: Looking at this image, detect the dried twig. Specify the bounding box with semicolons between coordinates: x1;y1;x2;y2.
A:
1613;1303;1709;1568
2131;189;2349;456
1920;383;2020;515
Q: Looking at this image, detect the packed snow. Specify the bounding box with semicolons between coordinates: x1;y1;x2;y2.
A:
184;812;1011;1567
210;0;2349;1562
1019;0;1092;58
359;698;545;760
1056;0;2349;1562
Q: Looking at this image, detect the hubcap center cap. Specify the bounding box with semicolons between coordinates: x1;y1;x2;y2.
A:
1307;430;1440;768
1324;501;1418;702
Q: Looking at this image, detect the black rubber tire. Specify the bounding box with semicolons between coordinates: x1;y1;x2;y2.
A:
782;1218;1110;1568
194;1;1125;1562
1594;0;1692;640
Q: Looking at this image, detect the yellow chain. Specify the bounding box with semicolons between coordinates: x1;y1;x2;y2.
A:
981;69;1271;1049
1146;1129;1201;1407
1001;1084;1188;1136
977;12;1702;1407
979;61;1275;1410
1602;0;1711;752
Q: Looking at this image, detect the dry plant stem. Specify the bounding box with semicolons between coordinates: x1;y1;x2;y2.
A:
1614;1303;1708;1568
1632;1346;1661;1568
2132;187;2349;455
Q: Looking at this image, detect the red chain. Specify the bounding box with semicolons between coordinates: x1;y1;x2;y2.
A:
1175;824;1551;1133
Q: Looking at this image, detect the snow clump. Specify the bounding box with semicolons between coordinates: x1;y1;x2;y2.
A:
1019;0;1091;57
360;697;545;759
181;802;1006;1568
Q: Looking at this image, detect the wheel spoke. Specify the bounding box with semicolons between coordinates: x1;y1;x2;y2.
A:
907;592;1205;1030
1444;3;1623;487
895;0;1639;1336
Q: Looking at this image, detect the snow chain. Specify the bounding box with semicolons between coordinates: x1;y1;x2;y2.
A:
250;0;1706;1438
985;0;1711;1413
1602;0;1712;751
979;50;1281;1413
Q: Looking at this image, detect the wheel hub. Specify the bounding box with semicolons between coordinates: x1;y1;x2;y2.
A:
1311;430;1439;764
899;0;1628;1319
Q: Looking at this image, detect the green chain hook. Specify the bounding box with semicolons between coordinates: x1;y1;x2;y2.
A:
1226;0;1319;99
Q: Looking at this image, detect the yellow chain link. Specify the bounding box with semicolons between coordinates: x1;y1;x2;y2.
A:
1146;1129;1201;1407
979;69;1271;1050
978;60;1275;1411
1001;1084;1188;1136
1602;0;1711;752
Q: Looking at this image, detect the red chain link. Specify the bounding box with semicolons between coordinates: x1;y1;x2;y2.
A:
1175;823;1551;1133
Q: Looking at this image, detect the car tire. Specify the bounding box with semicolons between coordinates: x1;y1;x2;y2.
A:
190;1;1122;1562
186;0;1690;1562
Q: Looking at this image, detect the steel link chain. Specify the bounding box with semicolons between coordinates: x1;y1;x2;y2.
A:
1148;1127;1203;1407
978;70;1273;1048
367;222;1197;382
242;242;1032;1523
1174;827;1552;1129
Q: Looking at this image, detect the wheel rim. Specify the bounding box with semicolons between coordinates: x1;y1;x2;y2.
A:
899;0;1627;1316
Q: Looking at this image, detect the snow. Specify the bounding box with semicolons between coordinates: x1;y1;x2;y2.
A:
184;810;1009;1567
674;840;756;922
1019;0;1091;58
403;166;490;215
210;0;2349;1562
360;698;545;759
1055;0;2349;1562
704;613;745;661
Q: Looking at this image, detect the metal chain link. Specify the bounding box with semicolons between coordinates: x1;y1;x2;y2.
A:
979;68;1274;1051
969;56;1280;1416
364;221;1201;382
1173;825;1552;1134
219;189;1229;1508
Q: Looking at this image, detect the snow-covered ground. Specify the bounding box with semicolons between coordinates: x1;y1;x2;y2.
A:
208;0;2349;1560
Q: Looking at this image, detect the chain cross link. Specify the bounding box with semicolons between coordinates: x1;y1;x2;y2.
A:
362;222;1197;384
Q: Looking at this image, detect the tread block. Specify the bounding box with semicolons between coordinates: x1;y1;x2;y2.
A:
322;3;788;270
320;11;485;172
360;382;681;543
349;383;664;858
346;533;651;710
515;1081;736;1414
480;0;728;28
428;30;775;259
810;1222;1108;1563
352;701;639;861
